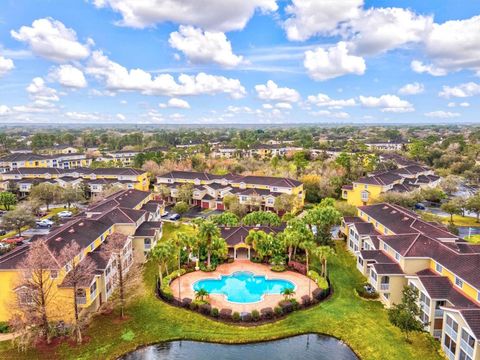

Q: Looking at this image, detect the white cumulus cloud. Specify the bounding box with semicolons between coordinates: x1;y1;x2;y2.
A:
0;56;14;77
398;82;424;95
411;60;447;76
439;82;480;98
11;18;91;62
86;51;246;98
359;94;414;112
255;80;300;103
307;93;356;108
425;111;460;118
48;64;87;88
304;42;366;81
159;98;191;109
284;0;362;41
92;0;278;31
169;26;243;67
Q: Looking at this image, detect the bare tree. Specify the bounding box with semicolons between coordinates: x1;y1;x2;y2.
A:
103;232;131;318
57;241;96;344
18;240;58;344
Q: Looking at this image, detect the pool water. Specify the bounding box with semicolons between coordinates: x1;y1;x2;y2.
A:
192;271;295;303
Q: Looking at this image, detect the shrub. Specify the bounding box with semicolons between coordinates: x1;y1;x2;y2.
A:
219;308;232;320
261;307;274;320
270;264;286;272
274;306;283;316
251;310;260;322
182;298;192;308
0;322;10;333
241;312;252;322
288;261;306;275
301;295;311;307
199;263;217;272
232;312;241;322
279;300;294;313
356;283;379;299
189;302;199;311
199;303;212;315
307;270;329;290
211;308;219;318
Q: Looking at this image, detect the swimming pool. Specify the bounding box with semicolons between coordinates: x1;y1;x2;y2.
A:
192;271;295;303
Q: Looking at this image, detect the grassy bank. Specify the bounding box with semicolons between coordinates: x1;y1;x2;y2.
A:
0;223;442;360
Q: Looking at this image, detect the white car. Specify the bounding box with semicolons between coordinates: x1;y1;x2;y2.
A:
36;219;54;228
57;211;73;218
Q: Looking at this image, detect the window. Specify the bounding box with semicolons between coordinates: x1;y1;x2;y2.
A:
446;315;459;334
455;276;464;289
444;334;457;358
461;329;475;350
50;270;58;279
361;191;369;201
459;350;473;360
370;270;377;282
385;229;389;235
358;257;363;266
383;243;388;251
435;262;443;273
395;252;400;261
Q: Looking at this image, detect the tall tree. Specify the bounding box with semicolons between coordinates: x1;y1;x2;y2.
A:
18;240;58;343
466;194;480;222
61;185;85;209
103;232;131;318
0;191;17;210
151;241;174;287
30;183;62;211
388;286;424;342
313;246;335;277
57;242;95;344
2;205;35;236
198;220;220;268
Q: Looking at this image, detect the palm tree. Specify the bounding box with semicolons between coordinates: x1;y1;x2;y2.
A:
151;241;173;286
281;287;296;300
313;246;335;278
299;240;316;273
195;288;209;301
198;220;220;268
245;230;271;261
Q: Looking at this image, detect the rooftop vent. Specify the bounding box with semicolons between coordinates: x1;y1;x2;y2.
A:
68;228;75;233
55;237;62;241
402;217;410;221
382;206;388;209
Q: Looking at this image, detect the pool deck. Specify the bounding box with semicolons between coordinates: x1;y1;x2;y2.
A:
169;261;318;313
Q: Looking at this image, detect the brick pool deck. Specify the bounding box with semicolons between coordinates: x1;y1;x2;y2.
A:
169;261;318;313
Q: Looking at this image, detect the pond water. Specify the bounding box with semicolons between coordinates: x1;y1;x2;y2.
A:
192;271;295;303
120;334;359;360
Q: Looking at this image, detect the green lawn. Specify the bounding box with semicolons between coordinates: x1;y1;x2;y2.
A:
465;234;480;243
0;223;443;360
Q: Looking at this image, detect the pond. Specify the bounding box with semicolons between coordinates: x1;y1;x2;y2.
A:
120;334;359;360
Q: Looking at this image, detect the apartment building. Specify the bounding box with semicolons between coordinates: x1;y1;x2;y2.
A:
342;162;440;206
341;203;480;360
155;171;304;213
0;167;150;196
96;150;140;167
0;189;162;323
0;152;93;172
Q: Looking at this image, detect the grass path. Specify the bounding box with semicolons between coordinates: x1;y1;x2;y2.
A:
0;223;443;360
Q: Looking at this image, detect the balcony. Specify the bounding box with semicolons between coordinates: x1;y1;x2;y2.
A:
144;242;152;250
433;329;442;339
380;283;390;291
434;309;444;318
90;289;97;300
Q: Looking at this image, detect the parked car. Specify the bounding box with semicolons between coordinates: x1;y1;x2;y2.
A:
2;236;25;244
161;211;170;218
36;219;54;228
57;211;73;218
168;213;181;221
415;203;426;210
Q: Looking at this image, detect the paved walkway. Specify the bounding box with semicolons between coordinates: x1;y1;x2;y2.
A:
170;261;317;313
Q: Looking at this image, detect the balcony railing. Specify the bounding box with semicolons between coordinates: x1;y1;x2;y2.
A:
76;296;87;305
90;289;97;300
434;309;444;318
433;329;442;339
380;283;390;291
144;243;152;250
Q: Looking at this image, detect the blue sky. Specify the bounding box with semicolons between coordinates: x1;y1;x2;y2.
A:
0;0;479;124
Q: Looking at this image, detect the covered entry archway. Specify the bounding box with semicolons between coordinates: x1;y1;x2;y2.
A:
233;243;251;260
